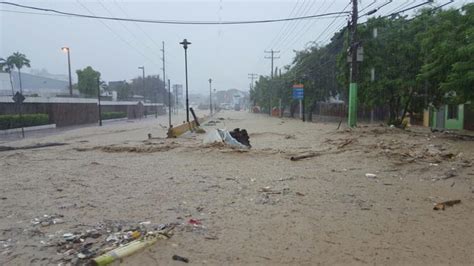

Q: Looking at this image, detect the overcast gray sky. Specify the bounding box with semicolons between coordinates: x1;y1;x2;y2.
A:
1;0;466;94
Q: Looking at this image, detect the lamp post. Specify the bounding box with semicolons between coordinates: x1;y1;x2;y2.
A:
208;78;212;115
138;66;145;92
97;77;102;126
61;47;73;96
138;66;145;116
179;39;191;122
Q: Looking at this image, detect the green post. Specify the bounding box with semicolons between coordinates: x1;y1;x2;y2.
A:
348;83;357;127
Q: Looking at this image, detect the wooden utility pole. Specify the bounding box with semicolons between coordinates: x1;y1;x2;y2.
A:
161;41;166;118
265;50;279;115
348;0;359;127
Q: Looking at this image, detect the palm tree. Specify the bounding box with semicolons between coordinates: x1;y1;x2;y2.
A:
0;57;15;95
7;52;31;93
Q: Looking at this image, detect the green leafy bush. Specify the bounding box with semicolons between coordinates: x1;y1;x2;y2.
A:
0;114;49;130
101;112;127;120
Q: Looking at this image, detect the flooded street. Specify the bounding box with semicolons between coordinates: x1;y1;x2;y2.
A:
1;111;473;265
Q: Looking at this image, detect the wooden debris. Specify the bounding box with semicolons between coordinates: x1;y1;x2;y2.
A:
337;138;354;149
0;142;67;152
290;153;320;161
433;200;461;210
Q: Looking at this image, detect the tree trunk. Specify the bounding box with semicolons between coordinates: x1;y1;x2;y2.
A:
18;68;23;93
8;71;14;95
290;101;296;118
308;100;317;122
399;87;415;129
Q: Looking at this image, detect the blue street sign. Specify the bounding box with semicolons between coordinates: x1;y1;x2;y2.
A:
292;84;304;100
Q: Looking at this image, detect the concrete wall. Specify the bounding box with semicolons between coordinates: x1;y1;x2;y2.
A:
431;104;465;130
0;99;166;127
445;104;464;130
464;103;474;131
0;102;98;127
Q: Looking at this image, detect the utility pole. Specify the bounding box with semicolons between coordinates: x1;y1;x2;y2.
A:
348;0;359;127
97;77;102;126
180;39;191;123
265;50;279;116
248;73;258;89
161;41;166;119
168;79;171;128
208;78;213;115
61;47;72;96
173;84;179;115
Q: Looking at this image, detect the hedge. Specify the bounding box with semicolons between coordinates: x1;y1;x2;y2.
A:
101;112;127;120
0;114;49;130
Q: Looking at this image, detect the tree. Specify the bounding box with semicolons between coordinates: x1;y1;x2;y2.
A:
130;75;169;103
418;4;474;105
115;82;131;100
76;66;100;97
0;57;15;95
7;52;31;93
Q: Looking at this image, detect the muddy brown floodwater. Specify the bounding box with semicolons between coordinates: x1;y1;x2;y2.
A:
1;111;473;265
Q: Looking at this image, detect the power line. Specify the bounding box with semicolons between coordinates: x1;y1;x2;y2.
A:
280;1;350;57
112;0;162;49
359;0;393;17
271;0;315;50
96;0;161;59
293;0;458;75
0;2;351;25
264;0;302;51
248;73;258;89
75;0;159;68
381;0;436;19
386;0;413;15
276;0;331;52
111;0;178;79
360;0;377;12
255;0;312;71
264;50;280;115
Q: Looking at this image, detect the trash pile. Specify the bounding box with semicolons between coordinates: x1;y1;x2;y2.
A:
23;218;175;265
203;128;251;149
31;214;65;227
229;128;251;147
372;140;458;164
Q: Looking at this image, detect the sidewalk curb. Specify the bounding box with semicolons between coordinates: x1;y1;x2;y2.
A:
0;124;56;135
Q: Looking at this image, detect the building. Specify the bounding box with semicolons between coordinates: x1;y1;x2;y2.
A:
0;72;13;96
7;71;70;96
429;103;474;130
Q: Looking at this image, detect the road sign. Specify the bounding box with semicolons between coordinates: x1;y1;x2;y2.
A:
292;84;304;100
12;92;25;104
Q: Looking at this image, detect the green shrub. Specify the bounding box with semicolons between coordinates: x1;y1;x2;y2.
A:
0;114;49;130
101;112;127;120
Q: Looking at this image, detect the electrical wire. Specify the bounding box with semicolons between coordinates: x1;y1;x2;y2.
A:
272;0;319;50
264;0;303;51
360;0;377;12
359;0;393;17
75;0;160;68
0;1;351;25
381;0;436;18
276;0;330;52
254;0;305;71
280;1;350;58
96;0;160;59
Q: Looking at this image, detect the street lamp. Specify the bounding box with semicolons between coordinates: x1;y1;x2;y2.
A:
208;78;212;115
138;66;145;90
138;66;145;112
61;47;72;96
179;38;191;122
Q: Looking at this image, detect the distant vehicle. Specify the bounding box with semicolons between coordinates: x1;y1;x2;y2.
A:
220;103;232;110
232;94;242;111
